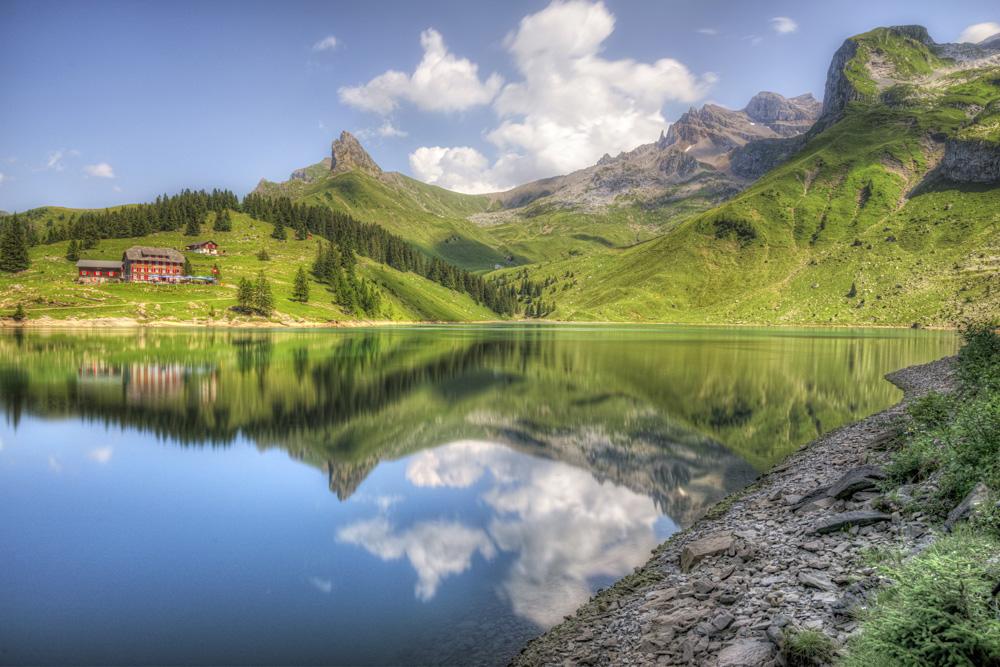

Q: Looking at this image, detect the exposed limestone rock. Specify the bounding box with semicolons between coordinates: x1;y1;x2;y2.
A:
811;510;892;534
944;482;994;531
680;530;734;573
941;138;1000;184
331;130;382;177
717;640;776;666
827;464;886;499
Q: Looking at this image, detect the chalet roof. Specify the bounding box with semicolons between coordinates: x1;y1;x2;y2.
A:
184;239;217;248
123;246;185;262
76;260;123;269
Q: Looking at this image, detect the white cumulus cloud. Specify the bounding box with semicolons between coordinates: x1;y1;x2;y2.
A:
409;146;500;194
83;163;116;179
697;28;717;36
339;28;503;114
312;35;338;52
0;172;4;185
957;22;1000;44
404;0;713;192
769;17;798;35
88;446;113;463
338;517;496;601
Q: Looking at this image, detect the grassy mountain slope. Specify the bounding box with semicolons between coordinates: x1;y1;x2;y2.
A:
255;165;514;271
0;211;496;324
495;27;1000;326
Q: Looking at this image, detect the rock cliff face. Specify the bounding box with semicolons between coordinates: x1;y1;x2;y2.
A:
290;158;332;183
331;130;382;177
482;91;821;217
941;138;1000;183
661;92;819;153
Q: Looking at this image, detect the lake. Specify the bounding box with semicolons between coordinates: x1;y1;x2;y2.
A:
0;325;957;666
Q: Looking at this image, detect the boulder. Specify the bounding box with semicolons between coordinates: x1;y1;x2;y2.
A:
717;640;776;666
798;572;838;592
827;464;887;499
810;510;891;534
945;482;994;531
681;531;734;573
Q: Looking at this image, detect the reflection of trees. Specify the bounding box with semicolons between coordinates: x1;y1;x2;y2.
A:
0;328;956;507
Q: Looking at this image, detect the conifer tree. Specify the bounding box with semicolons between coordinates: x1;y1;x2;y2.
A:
12;303;27;321
292;266;310;303
272;217;286;241
253;271;274;316
184;216;200;236
256;247;270;261
66;238;80;262
213;209;232;232
0;214;30;272
236;278;254;313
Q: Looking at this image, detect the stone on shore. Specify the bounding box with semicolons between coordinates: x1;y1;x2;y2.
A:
810;510;891;534
827;464;886;499
945;482;993;531
680;530;733;573
717;639;776;666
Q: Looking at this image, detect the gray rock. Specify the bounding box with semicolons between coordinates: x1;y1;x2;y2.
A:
711;613;735;632
798;572;838;592
788;485;832;510
717;639;777;666
945;482;994;531
681;531;733;573
811;510;891;534
942;138;1000;184
827;464;886;499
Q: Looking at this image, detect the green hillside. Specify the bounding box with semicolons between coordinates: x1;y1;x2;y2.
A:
260;159;729;273
0;211;498;325
256;167;512;271
494;27;1000;326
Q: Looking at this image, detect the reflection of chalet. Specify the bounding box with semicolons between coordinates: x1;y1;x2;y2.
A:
184;240;219;255
124;363;185;402
123;246;185;283
78;361;123;381
76;260;123;282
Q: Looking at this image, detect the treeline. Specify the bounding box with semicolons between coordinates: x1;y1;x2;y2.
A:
493;268;561;318
42;189;240;246
242;194;517;316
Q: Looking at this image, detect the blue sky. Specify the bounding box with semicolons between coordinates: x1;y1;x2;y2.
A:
1;0;997;212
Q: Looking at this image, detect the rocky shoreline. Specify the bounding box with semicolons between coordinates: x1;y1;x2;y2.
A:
511;356;961;667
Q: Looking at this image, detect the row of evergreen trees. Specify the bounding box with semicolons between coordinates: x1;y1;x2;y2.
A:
40;189;240;246
312;239;382;316
242;194;517;316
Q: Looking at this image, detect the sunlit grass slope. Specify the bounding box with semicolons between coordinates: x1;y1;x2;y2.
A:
0;212;496;324
493;29;1000;326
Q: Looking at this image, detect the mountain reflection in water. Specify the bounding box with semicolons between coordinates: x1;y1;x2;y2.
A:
0;326;957;666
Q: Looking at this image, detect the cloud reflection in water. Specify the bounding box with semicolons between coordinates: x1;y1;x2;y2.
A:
339;440;663;627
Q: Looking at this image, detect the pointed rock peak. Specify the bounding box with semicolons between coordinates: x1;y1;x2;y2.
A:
597;153;615;166
745;91;822;123
331;130;382;176
888;25;934;45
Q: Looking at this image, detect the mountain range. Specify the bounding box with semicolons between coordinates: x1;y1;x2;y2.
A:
259;24;1000;327
6;24;1000;328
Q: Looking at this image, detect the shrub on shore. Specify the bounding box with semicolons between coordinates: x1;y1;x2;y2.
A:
845;321;1000;666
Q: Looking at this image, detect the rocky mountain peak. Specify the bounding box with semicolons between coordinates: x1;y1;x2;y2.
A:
331;130;382;176
745;92;821;124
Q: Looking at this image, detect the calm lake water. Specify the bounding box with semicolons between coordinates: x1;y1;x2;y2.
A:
0;325;957;666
